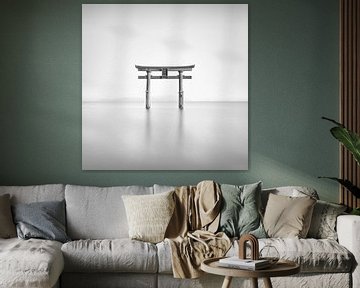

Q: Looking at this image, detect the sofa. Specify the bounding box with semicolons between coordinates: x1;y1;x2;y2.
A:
0;183;359;288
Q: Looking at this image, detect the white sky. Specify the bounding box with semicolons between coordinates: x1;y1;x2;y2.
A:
82;4;248;102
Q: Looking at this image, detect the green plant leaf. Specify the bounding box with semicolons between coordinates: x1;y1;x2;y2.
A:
330;127;360;165
322;116;344;127
351;208;360;215
318;177;360;198
322;117;360;165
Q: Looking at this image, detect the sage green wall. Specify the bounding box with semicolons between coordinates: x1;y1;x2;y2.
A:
0;0;339;202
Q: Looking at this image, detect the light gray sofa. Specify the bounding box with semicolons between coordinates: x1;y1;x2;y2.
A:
0;184;359;288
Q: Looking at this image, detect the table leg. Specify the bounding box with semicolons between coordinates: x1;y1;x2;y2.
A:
178;71;184;109
221;276;232;288
146;71;151;109
263;277;273;288
251;278;258;288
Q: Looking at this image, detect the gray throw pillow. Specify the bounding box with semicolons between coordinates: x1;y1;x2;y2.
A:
218;182;266;238
12;200;70;243
307;200;347;240
0;194;16;238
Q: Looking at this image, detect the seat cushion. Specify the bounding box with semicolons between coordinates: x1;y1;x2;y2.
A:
157;238;354;274
156;240;173;274
0;238;64;288
229;238;354;273
61;239;158;273
260;238;353;272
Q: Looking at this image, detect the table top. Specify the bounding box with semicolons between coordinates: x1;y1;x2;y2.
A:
201;257;300;278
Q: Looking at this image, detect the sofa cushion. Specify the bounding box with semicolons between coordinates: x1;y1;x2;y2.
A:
0;194;16;238
0;184;65;204
263;193;316;238
158;237;353;274
12;200;70;243
65;185;153;239
122;191;175;243
260;238;353;273
61;239;158;273
233;238;353;273
261;186;319;213
307;200;347;240
0;238;64;288
156;240;173;274
218;182;266;238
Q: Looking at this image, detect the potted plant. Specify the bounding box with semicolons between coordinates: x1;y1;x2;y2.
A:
320;117;360;215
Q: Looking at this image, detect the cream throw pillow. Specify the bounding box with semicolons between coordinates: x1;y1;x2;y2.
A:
122;191;175;243
263;193;316;238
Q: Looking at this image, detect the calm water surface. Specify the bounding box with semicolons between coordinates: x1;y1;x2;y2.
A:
82;101;248;170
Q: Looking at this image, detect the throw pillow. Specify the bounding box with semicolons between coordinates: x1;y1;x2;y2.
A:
307;200;347;240
12;200;70;243
218;182;266;238
263;193;316;238
261;186;319;214
122;190;175;243
0;194;16;238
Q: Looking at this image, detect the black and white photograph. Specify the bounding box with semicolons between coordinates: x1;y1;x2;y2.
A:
82;4;248;170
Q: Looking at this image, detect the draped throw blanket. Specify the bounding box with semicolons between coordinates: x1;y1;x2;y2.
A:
165;180;231;278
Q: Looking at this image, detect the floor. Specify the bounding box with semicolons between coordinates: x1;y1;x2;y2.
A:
82;101;248;170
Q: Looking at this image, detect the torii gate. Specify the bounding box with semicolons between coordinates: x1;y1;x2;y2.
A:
135;65;195;109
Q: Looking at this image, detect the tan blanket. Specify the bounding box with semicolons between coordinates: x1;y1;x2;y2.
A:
165;180;231;278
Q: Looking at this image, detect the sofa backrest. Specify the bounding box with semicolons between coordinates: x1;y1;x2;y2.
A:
0;184;65;204
0;184;320;240
65;184;153;240
153;184;175;194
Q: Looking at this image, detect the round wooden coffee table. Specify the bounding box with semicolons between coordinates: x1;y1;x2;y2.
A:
201;257;300;288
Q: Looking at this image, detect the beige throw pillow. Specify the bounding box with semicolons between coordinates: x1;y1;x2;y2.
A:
0;194;16;238
122;191;175;243
263;193;316;238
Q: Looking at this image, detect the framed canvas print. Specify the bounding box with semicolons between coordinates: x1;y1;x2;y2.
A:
82;4;248;170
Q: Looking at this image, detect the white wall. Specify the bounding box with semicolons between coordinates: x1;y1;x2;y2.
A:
82;4;248;103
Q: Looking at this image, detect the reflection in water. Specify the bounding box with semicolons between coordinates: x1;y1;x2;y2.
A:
82;102;248;170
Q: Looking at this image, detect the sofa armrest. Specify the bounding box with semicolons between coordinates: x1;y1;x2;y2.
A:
337;215;360;288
